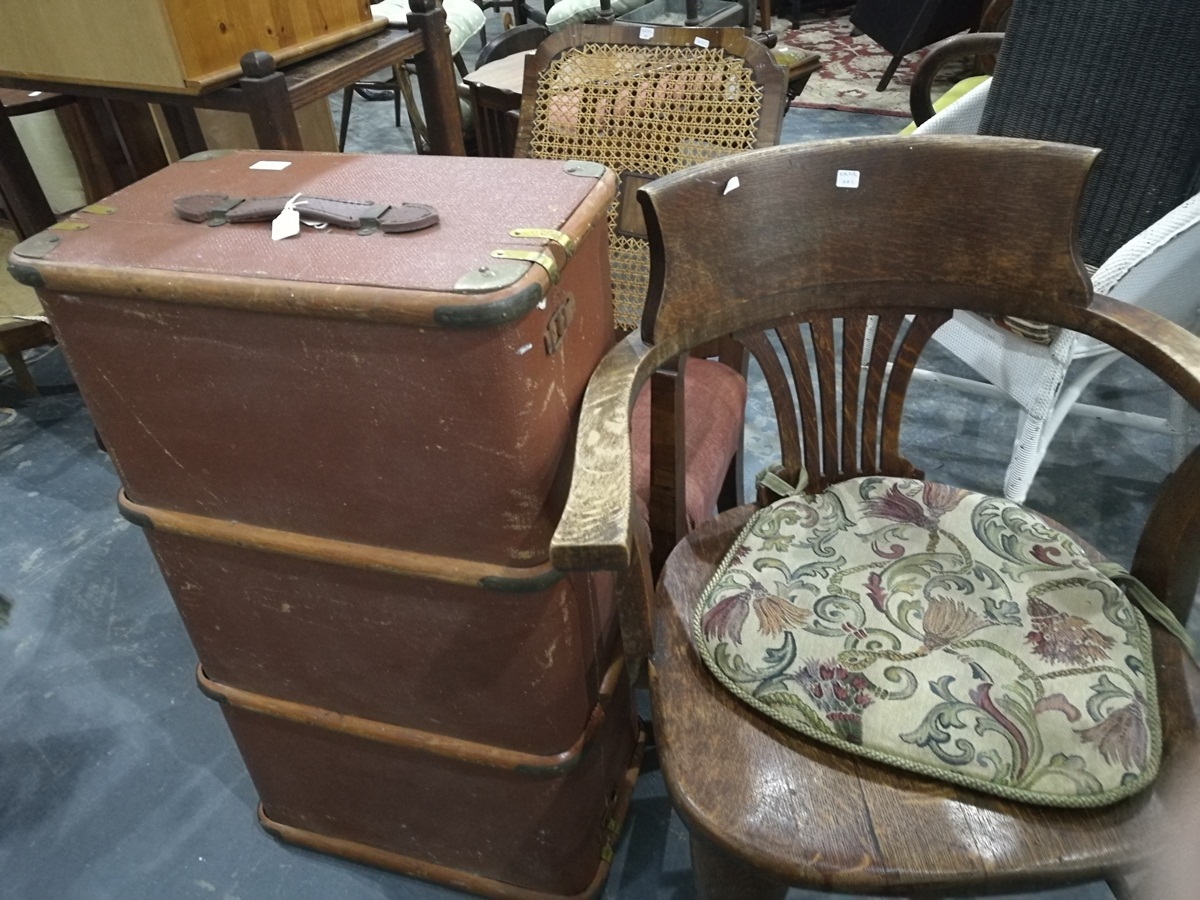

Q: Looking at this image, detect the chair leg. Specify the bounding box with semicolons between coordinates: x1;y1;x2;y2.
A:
391;65;404;128
1004;351;1120;502
3;351;37;395
690;833;788;900
395;65;431;154
338;85;354;152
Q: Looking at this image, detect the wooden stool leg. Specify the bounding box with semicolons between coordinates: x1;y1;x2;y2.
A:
690;833;788;900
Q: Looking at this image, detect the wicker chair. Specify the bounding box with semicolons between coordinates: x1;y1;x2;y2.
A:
909;0;1200;502
513;22;787;564
551;134;1200;900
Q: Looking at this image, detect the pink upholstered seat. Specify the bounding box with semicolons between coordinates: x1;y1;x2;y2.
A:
630;357;747;537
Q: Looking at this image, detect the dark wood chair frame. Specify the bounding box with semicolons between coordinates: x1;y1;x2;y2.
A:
550;135;1200;898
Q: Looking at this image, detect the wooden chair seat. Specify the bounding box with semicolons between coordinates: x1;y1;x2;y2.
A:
653;504;1200;897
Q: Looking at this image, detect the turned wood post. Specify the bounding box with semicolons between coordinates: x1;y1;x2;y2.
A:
407;0;467;156
239;50;305;151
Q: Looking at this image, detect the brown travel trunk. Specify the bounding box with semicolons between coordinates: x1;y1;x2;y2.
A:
8;151;639;898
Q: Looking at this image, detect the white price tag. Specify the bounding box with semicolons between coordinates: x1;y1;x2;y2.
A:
251;160;292;171
639;26;654;39
836;169;860;189
272;193;306;241
693;36;710;48
272;207;301;241
723;176;740;195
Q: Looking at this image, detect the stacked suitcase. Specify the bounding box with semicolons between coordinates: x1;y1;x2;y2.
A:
9;151;639;898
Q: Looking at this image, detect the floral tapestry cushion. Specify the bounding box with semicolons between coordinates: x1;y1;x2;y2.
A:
693;476;1161;808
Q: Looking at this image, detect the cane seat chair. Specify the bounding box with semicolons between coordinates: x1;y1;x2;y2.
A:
909;0;1200;503
550;136;1200;897
513;23;787;556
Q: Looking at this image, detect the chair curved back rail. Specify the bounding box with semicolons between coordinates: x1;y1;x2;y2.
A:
513;22;785;332
551;137;1200;617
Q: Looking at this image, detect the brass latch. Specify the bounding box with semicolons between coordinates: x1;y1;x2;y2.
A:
509;227;576;257
491;248;560;283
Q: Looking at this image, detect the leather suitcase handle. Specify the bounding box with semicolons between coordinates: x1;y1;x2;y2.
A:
173;193;438;233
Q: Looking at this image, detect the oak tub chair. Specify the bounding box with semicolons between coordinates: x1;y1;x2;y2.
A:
551;135;1200;898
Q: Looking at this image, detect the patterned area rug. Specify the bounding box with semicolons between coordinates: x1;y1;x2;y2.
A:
779;5;974;117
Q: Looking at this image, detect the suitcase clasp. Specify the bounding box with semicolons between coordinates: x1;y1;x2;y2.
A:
491;249;560;284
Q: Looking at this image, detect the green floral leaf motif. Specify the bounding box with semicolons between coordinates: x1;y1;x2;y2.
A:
900;701;984;769
983;595;1022;626
758;690;834;735
808;594;867;638
754;554;847;595
968;683;1032;779
1030;753;1105;795
893;596;925;639
749;503;808;552
972;498;1083;571
1100;580;1139;639
1085;674;1133;723
876;664;918;701
929;674;965;704
712;633;797;685
975;749;1005;776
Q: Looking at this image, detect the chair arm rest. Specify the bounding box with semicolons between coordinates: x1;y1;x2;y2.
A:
1084;295;1200;414
551;332;657;571
910;32;1004;126
1077;296;1200;617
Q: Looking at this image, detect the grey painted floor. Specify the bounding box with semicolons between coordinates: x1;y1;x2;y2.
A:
2;20;1192;900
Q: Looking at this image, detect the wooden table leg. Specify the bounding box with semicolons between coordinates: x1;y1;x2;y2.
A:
238;50;305;151
407;0;466;156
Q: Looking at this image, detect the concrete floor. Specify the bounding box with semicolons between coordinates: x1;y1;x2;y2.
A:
1;20;1192;900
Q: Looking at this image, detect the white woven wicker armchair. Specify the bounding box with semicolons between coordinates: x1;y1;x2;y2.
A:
908;0;1200;502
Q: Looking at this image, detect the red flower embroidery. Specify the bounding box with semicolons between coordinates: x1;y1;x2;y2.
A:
1026;596;1115;665
795;660;875;744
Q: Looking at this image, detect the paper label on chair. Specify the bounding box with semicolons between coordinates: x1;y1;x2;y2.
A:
836;169;860;188
639;27;654;39
251;160;292;171
693;36;711;48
